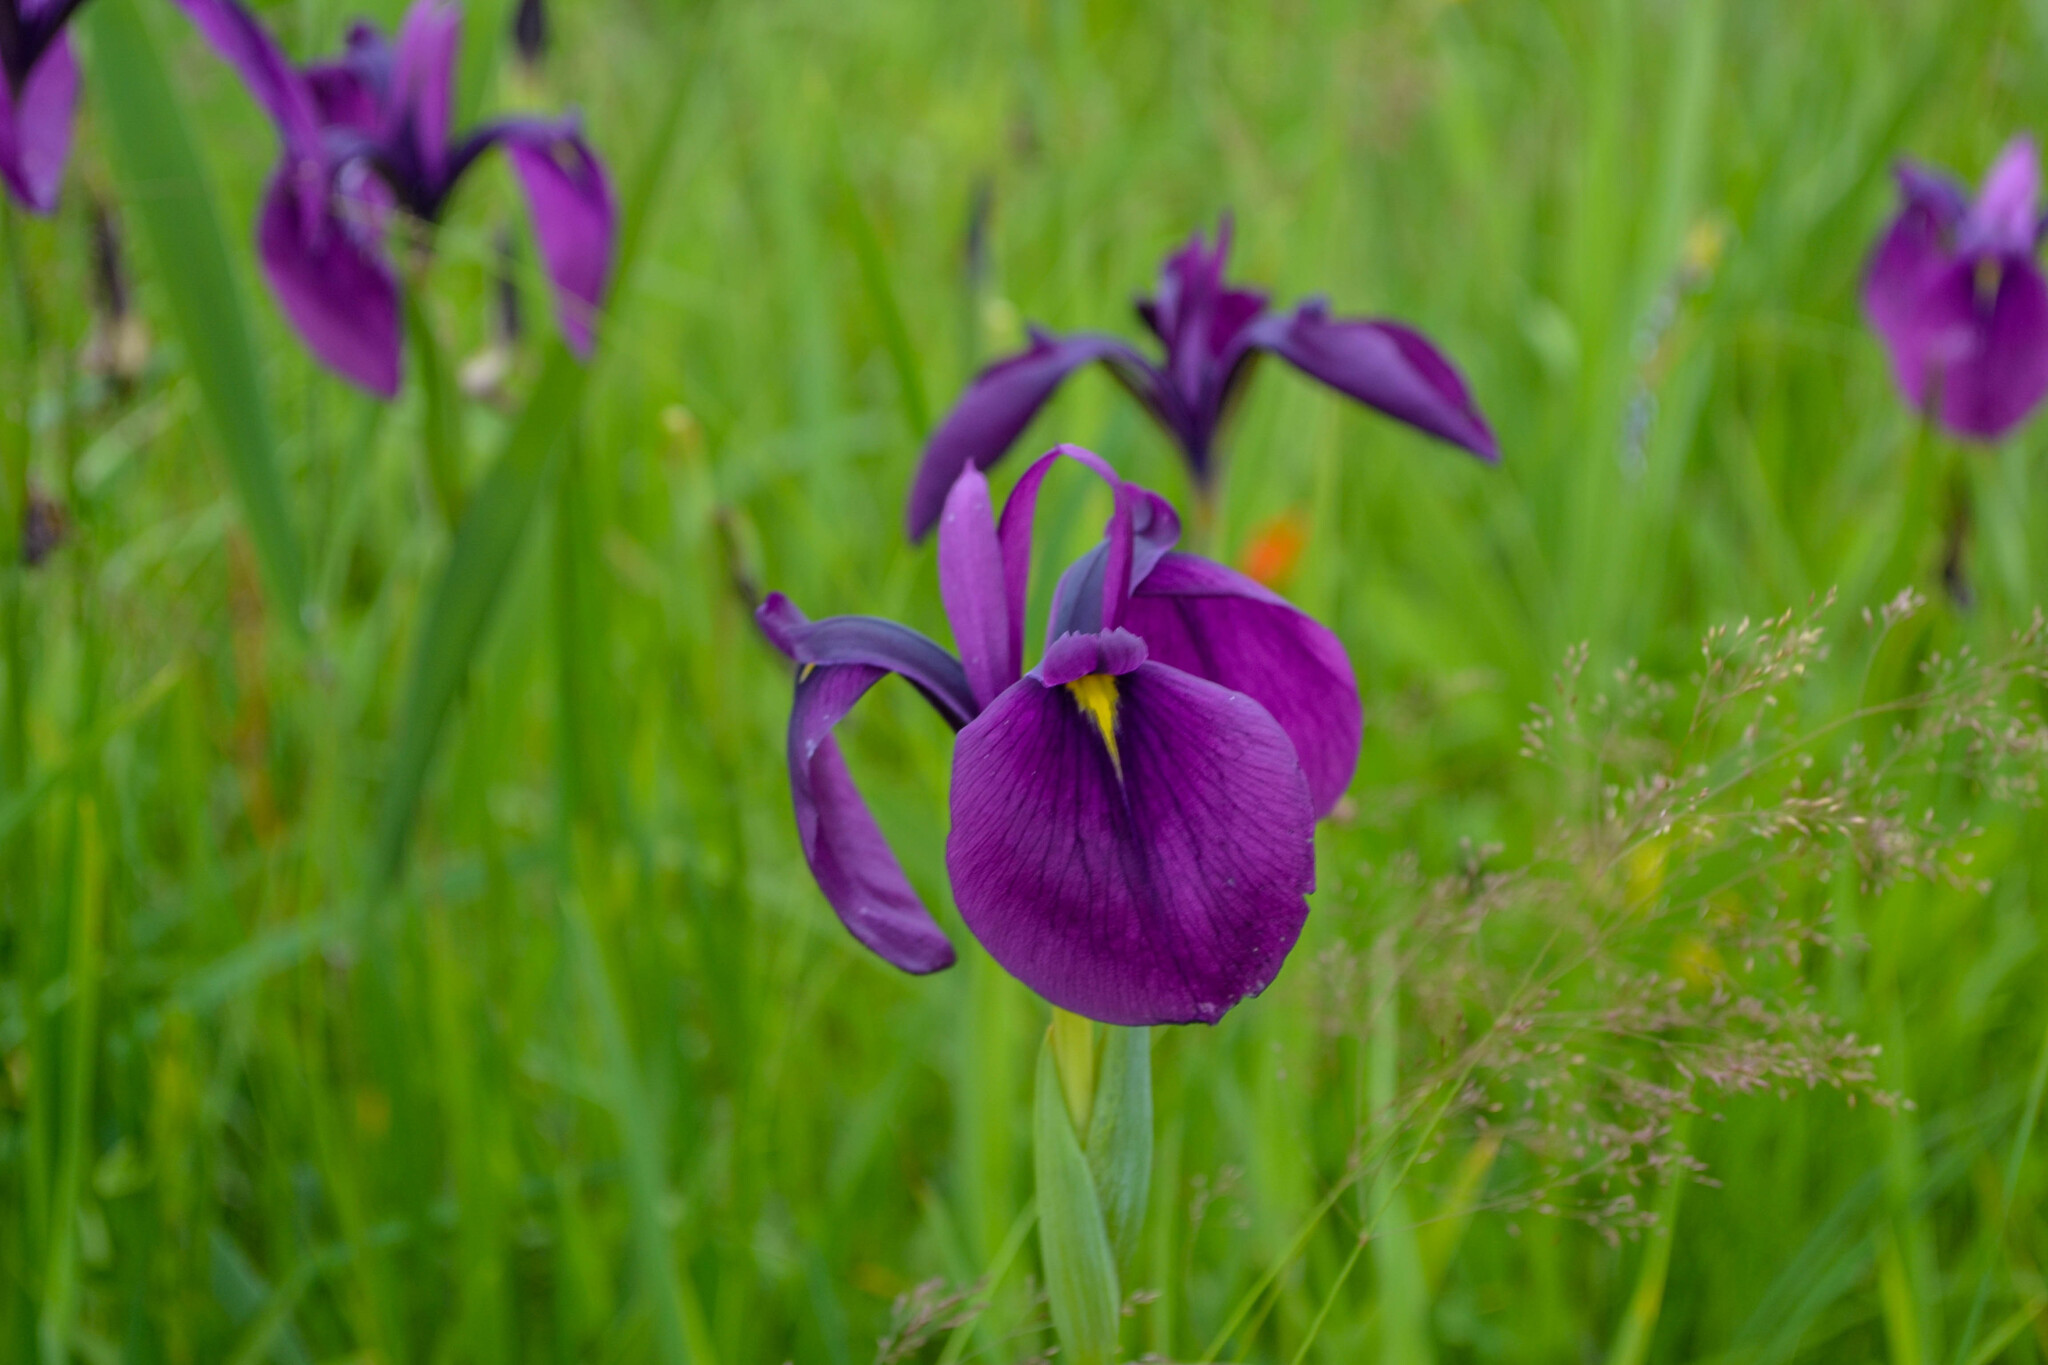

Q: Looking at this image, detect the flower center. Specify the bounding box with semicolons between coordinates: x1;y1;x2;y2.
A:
1065;673;1122;775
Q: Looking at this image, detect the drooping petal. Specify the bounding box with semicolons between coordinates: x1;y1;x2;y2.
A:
784;662;957;975
937;468;1015;710
907;332;1158;541
1122;553;1361;816
169;0;326;159
948;641;1316;1026
758;592;963;975
1915;256;2048;440
256;163;402;396
452;118;616;357
757;592;978;728
393;0;461;181
1244;303;1499;462
0;34;77;214
1866;171;1969;373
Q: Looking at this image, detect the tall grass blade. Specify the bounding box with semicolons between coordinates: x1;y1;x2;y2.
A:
1034;1031;1120;1365
84;0;307;629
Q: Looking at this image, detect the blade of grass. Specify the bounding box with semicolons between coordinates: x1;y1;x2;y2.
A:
85;0;307;630
367;70;691;893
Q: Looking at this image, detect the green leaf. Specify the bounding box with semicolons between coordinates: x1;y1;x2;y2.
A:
405;289;468;528
1034;1032;1119;1365
1085;1025;1152;1270
86;0;307;629
367;69;692;893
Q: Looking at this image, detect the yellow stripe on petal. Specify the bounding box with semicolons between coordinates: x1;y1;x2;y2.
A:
1066;673;1122;776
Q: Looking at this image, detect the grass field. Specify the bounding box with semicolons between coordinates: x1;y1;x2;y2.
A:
6;0;2048;1360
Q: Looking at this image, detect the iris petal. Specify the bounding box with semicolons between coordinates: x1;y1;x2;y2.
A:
907;332;1158;542
393;0;461;180
1243;303;1499;462
937;468;1015;710
1123;553;1361;817
0;34;76;214
1929;256;2048;440
458;118;616;357
169;0;326;160
256;164;402;396
948;652;1316;1026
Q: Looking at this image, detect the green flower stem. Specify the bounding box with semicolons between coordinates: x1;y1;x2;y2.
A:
405;285;468;528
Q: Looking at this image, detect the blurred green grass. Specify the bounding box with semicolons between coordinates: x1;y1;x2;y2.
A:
4;0;2048;1360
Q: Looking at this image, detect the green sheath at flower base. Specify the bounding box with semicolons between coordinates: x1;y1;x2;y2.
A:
1034;1028;1119;1365
1086;1024;1153;1269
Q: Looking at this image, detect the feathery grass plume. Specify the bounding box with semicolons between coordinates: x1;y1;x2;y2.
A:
1310;595;2048;1243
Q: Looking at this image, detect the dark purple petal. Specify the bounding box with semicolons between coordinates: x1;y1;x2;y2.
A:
1966;137;2040;256
1866;179;1968;372
305;25;392;137
1244;303;1499;462
0;34;76;214
995;445;1181;643
169;0;326;160
256;163;402;396
784;661;957;975
461;119;615;358
1123;553;1361;816
947;654;1316;1026
393;0;460;180
1919;256;2048;440
937;468;1015;710
757;592;977;727
907;332;1157;541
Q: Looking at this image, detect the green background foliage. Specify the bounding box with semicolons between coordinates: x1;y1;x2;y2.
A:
4;0;2048;1360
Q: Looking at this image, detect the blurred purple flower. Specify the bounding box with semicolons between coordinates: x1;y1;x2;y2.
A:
170;0;615;396
906;217;1498;540
1864;136;2048;440
761;445;1361;1026
0;0;89;213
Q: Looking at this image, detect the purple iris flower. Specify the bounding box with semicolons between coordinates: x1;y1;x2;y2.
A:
170;0;615;397
906;217;1498;541
761;445;1361;1026
1864;136;2048;440
0;0;87;213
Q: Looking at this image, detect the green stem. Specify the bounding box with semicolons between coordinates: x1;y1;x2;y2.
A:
404;286;467;528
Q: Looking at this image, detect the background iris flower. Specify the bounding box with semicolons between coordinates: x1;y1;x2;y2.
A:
170;0;615;396
762;445;1361;1026
0;0;88;212
906;218;1498;540
1864;135;2048;440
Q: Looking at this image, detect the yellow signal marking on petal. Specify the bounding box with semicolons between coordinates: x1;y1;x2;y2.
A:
799;663;816;682
1065;673;1122;776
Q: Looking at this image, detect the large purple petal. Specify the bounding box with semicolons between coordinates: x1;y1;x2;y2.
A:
1866;176;1969;374
256;163;402;396
0;34;76;214
1123;553;1361;816
1923;256;2048;440
948;643;1316;1026
785;662;957;976
1244;303;1499;462
393;0;460;181
759;593;961;975
907;332;1158;542
757;592;977;728
169;0;325;160
937;468;1015;710
460;118;616;358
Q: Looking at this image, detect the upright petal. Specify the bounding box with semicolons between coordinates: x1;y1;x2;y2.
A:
1123;553;1361;816
1968;137;2040;255
305;25;394;137
1244;303;1499;462
0;35;77;214
907;332;1158;541
759;593;963;975
456;119;616;357
937;468;1015;710
393;0;461;180
169;0;326;159
256;164;402;396
995;444;1180;643
1865;169;1969;371
948;645;1316;1026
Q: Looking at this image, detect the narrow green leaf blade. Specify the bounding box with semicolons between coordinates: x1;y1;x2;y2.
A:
1085;1024;1152;1270
1034;1033;1119;1365
86;0;307;628
367;72;690;892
